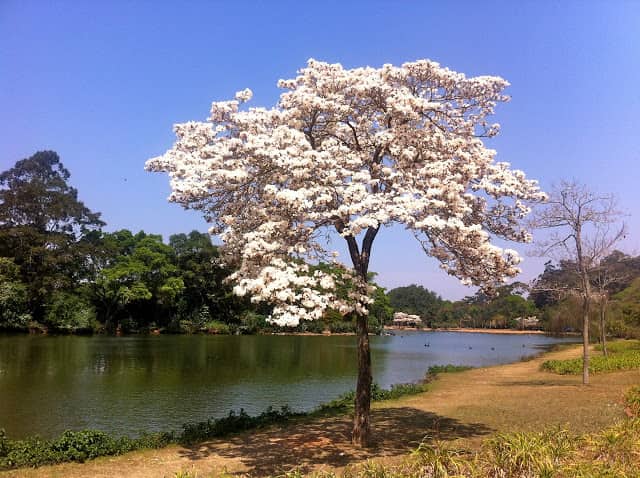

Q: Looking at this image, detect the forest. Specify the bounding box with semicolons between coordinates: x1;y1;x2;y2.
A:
1;151;639;338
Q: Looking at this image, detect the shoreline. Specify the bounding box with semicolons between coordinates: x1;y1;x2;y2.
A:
383;326;567;335
6;341;638;477
2;326;573;338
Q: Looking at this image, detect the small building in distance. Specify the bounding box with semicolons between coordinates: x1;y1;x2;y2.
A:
392;312;422;327
515;316;540;330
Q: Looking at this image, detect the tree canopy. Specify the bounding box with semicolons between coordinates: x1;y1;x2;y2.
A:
147;59;545;446
0;151;104;317
147;59;545;326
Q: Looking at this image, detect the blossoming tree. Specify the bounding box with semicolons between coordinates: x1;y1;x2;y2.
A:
146;59;545;446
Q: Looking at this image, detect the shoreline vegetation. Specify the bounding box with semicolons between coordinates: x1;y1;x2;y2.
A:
3;153;639;340
2;341;639;477
3;325;562;338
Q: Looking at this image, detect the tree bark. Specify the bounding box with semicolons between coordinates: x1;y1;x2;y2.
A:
576;226;591;386
600;298;608;358
352;313;372;446
582;294;590;385
339;224;378;447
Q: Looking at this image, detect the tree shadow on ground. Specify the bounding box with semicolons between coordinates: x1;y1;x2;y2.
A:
501;379;580;387
178;407;493;476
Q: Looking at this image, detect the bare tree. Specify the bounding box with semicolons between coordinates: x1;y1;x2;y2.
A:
531;180;625;384
591;252;630;357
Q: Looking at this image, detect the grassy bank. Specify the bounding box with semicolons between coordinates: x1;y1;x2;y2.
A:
542;340;640;374
173;382;640;477
3;342;638;477
0;383;429;471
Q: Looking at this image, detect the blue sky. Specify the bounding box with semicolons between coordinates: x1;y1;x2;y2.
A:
1;1;639;299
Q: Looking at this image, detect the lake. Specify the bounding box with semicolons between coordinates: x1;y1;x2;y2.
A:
0;331;576;439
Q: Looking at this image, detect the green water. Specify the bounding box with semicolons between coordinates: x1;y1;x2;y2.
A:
0;332;575;439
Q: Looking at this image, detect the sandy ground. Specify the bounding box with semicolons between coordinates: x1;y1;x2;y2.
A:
3;344;638;478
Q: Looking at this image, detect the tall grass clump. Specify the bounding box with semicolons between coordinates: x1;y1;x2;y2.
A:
625;386;640;417
483;427;576;477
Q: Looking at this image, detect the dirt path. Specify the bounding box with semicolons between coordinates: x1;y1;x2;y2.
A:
3;345;639;477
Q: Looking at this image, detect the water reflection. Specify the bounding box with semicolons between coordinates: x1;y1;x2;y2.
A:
0;332;575;438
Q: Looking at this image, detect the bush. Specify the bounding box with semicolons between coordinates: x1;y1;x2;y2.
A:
327;319;355;334
0;429;171;470
315;382;427;415
204;320;231;334
45;293;97;333
484;428;575;477
542;340;640;375
238;311;270;334
178;406;300;445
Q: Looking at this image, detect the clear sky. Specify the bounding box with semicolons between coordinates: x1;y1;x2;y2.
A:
1;1;639;300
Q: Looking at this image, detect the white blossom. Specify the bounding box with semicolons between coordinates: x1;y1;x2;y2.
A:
147;59;545;325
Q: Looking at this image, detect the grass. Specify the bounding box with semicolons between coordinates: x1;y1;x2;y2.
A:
315;382;427;415
171;413;640;477
541;339;640;375
626;386;640;418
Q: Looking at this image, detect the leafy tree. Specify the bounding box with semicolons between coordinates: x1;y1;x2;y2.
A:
89;231;183;331
169;231;240;324
461;282;537;328
387;284;443;326
367;285;393;331
147;59;544;445
0;257;31;329
0;151;104;318
45;292;96;332
612;278;640;330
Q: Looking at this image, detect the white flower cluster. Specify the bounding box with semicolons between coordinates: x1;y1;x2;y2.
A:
147;59;545;324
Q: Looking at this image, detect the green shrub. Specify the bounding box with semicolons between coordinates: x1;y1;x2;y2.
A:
327;319;355;334
412;440;469;477
483;427;576;477
204;320;231;334
239;311;269;334
0;429;171;470
542;340;640;374
178;406;300;445
45;293;97;332
315;382;426;415
0;429;8;458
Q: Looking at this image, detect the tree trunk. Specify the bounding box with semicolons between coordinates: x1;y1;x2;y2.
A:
600;298;608;358
352;313;372;447
582;294;590;385
339;224;378;448
576;226;590;386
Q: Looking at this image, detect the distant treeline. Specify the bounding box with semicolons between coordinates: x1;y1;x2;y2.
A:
387;253;640;337
0;151;392;334
2;151;639;337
